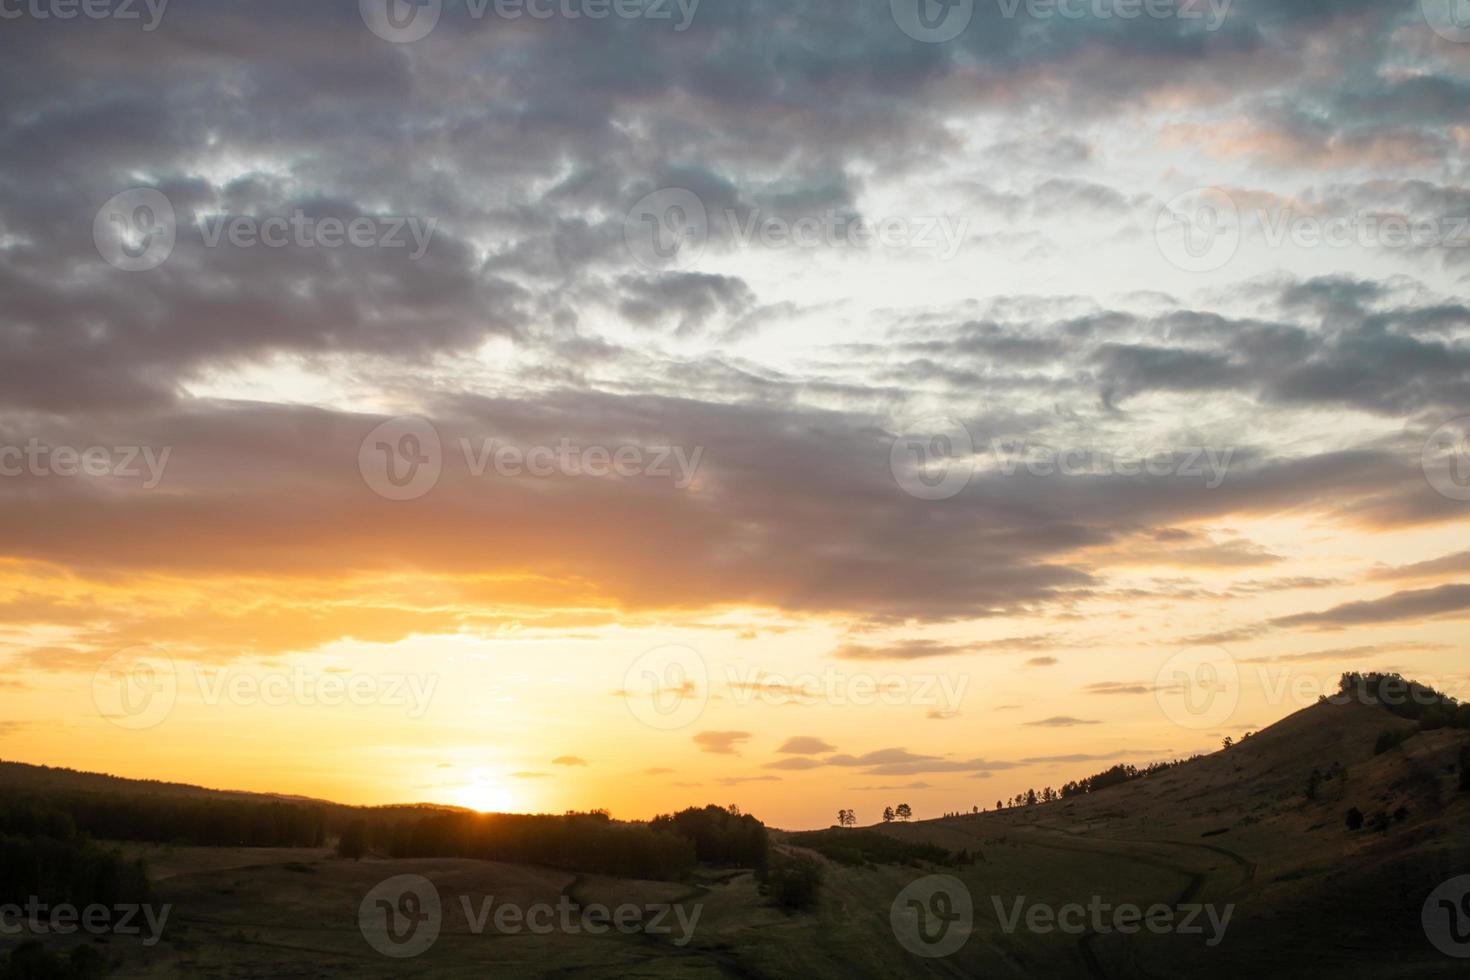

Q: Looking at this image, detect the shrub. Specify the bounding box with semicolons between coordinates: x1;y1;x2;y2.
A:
758;853;822;911
1374;729;1412;755
787;829;961;868
336;819;367;860
0;942;107;980
648;805;769;869
1345;807;1364;831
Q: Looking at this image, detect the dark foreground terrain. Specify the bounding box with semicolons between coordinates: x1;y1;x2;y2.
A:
3;688;1468;978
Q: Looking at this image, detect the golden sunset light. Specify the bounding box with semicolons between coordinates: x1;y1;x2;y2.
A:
2;1;1469;977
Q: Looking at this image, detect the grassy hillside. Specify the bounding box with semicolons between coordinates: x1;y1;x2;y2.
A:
2;690;1467;978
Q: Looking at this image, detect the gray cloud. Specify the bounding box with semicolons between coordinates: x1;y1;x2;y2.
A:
776;736;837;754
693;730;752;755
1272;584;1470;630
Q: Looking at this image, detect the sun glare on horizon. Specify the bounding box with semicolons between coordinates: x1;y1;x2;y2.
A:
452;773;517;814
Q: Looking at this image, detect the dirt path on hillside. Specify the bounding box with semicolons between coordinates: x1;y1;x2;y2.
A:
937;820;1254;979
1020;828;1254;980
548;872;764;980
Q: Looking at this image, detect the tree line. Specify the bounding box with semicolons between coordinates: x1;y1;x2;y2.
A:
339;804;769;881
0;790;327;849
0;797;151;909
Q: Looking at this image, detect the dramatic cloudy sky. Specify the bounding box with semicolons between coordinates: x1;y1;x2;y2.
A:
1;0;1468;827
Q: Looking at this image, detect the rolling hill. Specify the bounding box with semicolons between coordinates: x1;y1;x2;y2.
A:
2;686;1466;978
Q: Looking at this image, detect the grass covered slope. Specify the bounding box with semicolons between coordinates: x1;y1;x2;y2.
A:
2;677;1466;978
855;692;1470;978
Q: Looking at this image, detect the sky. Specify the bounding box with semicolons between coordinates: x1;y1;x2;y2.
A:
1;0;1469;830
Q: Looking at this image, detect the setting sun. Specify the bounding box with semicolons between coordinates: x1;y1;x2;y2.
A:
2;1;1470;977
453;773;517;814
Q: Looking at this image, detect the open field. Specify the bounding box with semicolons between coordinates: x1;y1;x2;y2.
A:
4;696;1466;978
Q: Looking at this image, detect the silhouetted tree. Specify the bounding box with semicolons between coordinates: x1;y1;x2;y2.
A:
895;803;912;822
757;852;822;910
337;819;368;860
882;806;895;823
2;942;107;980
651;805;768;869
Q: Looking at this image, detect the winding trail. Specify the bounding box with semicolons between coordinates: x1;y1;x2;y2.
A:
941;820;1255;979
546;871;765;980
